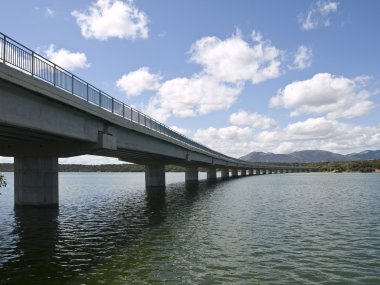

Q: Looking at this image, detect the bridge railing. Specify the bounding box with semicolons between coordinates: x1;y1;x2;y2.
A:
0;32;306;169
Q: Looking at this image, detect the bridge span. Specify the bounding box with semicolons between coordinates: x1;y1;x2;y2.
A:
0;33;312;207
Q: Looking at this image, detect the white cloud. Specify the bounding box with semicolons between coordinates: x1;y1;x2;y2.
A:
72;0;149;41
144;75;243;122
45;45;90;71
270;73;375;119
229;110;277;129
116;67;161;97
255;117;380;153
192;118;380;158
59;155;123;165
170;126;190;136
189;30;283;84
193;126;253;157
45;8;55;17
293;45;312;70
300;0;339;31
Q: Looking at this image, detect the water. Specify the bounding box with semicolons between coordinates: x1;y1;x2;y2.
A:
0;172;380;284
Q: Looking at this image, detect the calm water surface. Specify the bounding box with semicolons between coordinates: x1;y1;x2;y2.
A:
0;172;379;284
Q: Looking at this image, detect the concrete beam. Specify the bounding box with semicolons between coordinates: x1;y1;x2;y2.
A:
145;164;166;188
14;157;58;207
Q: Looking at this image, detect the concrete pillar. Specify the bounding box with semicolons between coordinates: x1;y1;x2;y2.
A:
231;169;238;178
14;157;58;207
207;167;217;181
145;164;165;188
241;169;247;176
248;169;253;176
255;169;261;175
221;168;229;179
185;167;198;183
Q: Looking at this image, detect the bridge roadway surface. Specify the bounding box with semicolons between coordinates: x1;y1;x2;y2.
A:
0;33;312;207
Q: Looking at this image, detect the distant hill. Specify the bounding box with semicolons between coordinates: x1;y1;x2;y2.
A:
240;150;380;163
346;150;380;161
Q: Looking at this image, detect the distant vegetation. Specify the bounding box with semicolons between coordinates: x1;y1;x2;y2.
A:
306;160;380;173
261;160;380;173
0;172;6;189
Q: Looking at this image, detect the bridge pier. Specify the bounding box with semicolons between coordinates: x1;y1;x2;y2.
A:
221;168;229;180
248;169;253;176
207;167;217;181
185;167;198;183
145;164;166;188
231;169;238;178
255;169;260;175
241;169;247;176
14;157;58;207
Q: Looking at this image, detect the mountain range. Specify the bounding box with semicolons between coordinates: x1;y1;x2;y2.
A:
240;150;380;163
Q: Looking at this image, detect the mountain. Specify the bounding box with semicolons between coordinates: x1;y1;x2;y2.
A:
346;150;380;161
240;150;380;163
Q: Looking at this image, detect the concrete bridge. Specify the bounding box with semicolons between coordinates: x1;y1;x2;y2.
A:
0;33;312;207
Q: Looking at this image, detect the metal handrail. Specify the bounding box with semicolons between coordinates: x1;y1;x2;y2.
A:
0;32;309;170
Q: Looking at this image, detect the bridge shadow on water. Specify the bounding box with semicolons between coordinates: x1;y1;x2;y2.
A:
0;177;232;285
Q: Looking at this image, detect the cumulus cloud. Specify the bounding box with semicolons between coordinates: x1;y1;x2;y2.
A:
229;110;277;129
170;126;190;136
144;75;243;122
190;30;283;84
299;0;339;31
255;117;380;153
293;45;312;70
193;126;253;157
270;73;375;119
72;0;149;41
192;118;380;158
45;45;90;71
116;67;161;97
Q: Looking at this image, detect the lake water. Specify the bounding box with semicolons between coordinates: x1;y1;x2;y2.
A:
0;172;379;284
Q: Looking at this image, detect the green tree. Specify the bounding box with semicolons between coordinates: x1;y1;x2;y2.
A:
0;173;6;189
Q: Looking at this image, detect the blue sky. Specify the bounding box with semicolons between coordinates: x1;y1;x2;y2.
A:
1;0;380;164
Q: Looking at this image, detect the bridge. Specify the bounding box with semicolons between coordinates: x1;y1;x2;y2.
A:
0;33;312;207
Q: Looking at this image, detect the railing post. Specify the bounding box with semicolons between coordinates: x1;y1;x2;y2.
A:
71;74;74;94
122;104;125;118
3;35;7;63
53;64;57;86
86;83;89;102
31;52;35;76
112;98;114;113
99;91;102;108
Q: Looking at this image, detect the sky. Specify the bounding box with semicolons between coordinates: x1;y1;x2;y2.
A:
1;0;380;164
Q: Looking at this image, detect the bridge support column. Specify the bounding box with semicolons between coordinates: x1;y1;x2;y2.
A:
241;169;247;176
185;167;198;183
207;167;217;181
221;168;229;180
248;169;253;176
145;164;165;188
231;169;238;178
14;157;58;207
255;169;261;175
